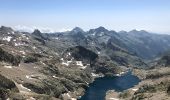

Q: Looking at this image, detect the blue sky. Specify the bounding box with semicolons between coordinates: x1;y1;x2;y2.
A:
0;0;170;33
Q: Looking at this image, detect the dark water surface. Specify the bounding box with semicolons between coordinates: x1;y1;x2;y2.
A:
80;71;140;100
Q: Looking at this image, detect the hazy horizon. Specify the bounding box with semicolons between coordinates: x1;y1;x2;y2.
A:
0;0;170;34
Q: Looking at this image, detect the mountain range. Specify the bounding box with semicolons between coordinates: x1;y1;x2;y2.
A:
0;26;170;99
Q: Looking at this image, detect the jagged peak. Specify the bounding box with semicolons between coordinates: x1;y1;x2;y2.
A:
33;29;41;33
32;29;42;35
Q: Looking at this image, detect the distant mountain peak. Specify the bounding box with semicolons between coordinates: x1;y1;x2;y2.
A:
33;29;41;33
89;26;109;34
118;30;127;34
0;26;13;32
140;30;148;33
32;29;42;35
95;26;108;32
129;29;148;33
72;27;84;33
129;29;138;33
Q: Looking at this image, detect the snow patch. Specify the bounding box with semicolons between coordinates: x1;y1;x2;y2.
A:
4;65;12;69
19;51;26;55
52;75;58;78
91;73;98;77
97;51;101;54
91;32;96;36
91;42;94;45
109;98;119;100
14;42;25;46
62;61;70;66
99;32;104;36
115;71;126;76
91;73;104;77
76;61;83;66
40;61;46;65
85;81;89;85
26;75;33;80
55;37;59;40
34;66;38;69
60;58;64;61
80;66;87;69
76;61;87;69
32;46;36;49
3;36;12;42
55;52;59;55
132;88;138;91
19;84;31;92
61;58;73;66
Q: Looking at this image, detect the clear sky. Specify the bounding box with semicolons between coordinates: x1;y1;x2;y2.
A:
0;0;170;33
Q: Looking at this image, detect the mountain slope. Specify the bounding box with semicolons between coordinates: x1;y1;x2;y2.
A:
117;30;170;59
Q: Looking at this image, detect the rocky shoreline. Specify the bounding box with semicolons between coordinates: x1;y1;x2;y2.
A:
105;67;170;100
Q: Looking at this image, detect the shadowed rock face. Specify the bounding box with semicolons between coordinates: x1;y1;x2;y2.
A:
64;46;98;62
